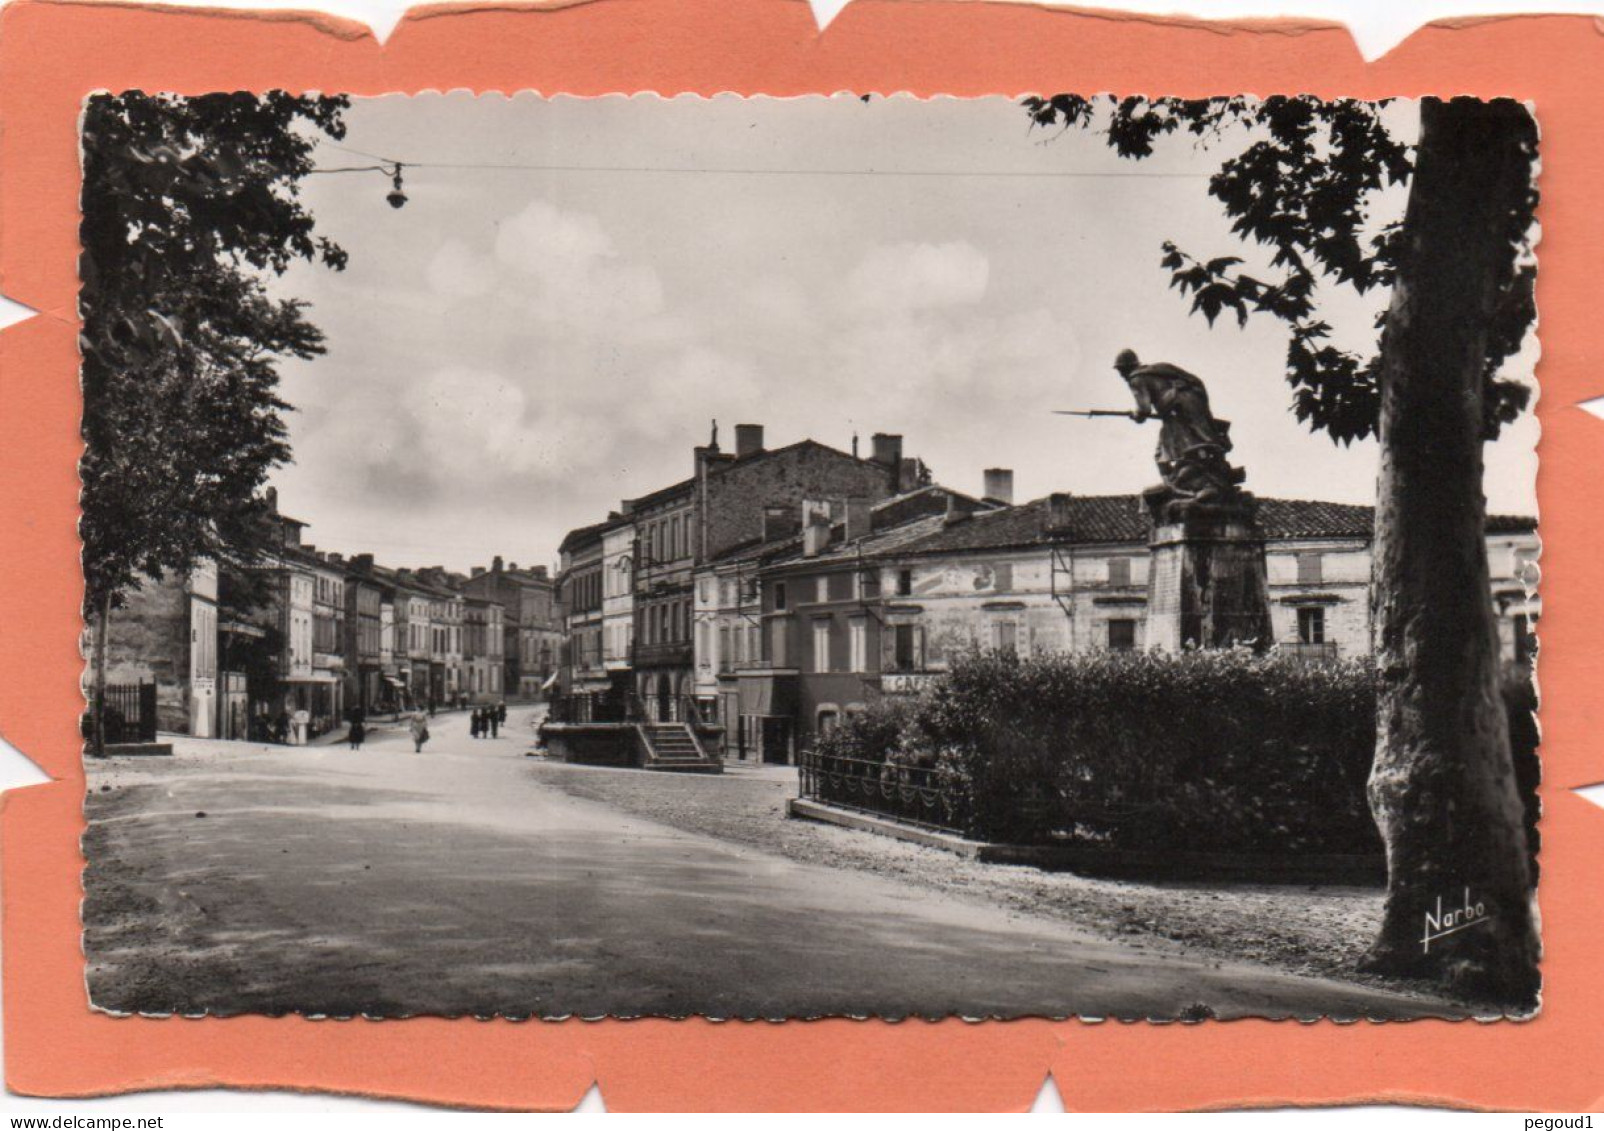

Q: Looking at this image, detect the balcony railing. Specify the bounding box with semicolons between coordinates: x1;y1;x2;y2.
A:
1281;640;1340;662
634;641;693;666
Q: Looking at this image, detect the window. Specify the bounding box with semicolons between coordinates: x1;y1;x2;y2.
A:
1108;618;1137;652
993;562;1014;592
813;621;831;673
774;582;787;611
993;621;1018;654
891;623;922;672
1107;557;1131;587
770;620;788;667
718;626;731;672
1296;552;1323;585
861;570;880;599
1298;606;1326;644
896;569;913;596
817;576;830;604
817;708;839;737
849;619;867;672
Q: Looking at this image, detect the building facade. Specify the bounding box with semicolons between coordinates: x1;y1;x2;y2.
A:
462;594;506;701
556;422;926;724
557;523;609;698
747;492;1541;762
463;557;562;699
90;560;220;739
601;519;637;692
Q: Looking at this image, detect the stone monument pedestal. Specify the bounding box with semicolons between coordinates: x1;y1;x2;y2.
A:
1143;487;1275;652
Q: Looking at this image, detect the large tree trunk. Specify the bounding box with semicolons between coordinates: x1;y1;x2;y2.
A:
1363;98;1539;1008
91;591;112;757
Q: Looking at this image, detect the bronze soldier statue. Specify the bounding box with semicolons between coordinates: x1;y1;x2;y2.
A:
1113;348;1246;512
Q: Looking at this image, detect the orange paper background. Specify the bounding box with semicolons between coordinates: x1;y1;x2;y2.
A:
2;0;1602;1111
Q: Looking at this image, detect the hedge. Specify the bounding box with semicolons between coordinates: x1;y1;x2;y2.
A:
813;648;1539;857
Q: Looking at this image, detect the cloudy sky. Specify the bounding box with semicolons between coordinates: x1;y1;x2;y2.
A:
267;94;1539;572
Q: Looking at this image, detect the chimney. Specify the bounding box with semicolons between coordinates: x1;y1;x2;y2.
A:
533;565;548;579
471;566;486;578
899;456;922;494
943;492;971;527
492;555;504;573
871;432;903;472
801;501;832;558
983;468;1015;506
735;423;765;459
1046;492;1074;533
844;498;871;543
508;561;518;571
353;553;374;571
265;486;279;513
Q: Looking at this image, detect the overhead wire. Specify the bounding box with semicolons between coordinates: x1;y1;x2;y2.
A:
312;138;1208;179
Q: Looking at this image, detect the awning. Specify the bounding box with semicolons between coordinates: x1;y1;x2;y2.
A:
540;671;559;692
738;671;797;716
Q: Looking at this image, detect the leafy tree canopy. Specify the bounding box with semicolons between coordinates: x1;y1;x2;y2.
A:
80;91;348;615
1022;95;1535;445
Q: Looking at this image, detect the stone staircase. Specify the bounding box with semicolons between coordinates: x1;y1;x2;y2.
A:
637;722;722;773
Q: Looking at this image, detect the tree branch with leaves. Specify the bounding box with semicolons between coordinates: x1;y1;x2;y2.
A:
80;91;348;753
1024;93;1540;1006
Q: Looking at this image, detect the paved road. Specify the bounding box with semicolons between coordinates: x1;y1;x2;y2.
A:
83;707;1440;1020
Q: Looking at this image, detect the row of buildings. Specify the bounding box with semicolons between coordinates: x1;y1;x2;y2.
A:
554;424;1540;765
93;489;563;743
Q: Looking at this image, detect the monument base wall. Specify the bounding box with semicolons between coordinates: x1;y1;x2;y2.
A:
1145;498;1275;652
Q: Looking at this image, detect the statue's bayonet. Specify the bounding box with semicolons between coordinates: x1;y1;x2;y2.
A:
1053;409;1138;419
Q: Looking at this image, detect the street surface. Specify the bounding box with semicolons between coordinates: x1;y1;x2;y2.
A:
84;706;1450;1020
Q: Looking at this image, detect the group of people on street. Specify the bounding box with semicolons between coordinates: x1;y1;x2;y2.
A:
342;701;508;752
471;703;506;739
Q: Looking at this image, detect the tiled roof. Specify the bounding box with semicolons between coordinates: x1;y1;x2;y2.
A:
556;518;618;554
764;514;952;572
898;496;1143;556
877;494;1537;559
1256;498;1374;539
707;535;803;568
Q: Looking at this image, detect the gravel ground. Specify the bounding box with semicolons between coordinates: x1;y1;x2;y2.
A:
526;757;1450;1000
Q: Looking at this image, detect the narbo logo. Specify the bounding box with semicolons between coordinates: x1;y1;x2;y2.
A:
1421;887;1492;953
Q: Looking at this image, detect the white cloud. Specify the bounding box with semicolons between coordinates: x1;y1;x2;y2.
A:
493;199;665;327
843;241;990;316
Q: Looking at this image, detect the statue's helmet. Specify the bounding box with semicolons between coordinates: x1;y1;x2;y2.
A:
1114;348;1140;375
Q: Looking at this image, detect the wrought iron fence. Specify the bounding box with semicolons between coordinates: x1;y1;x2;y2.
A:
92;682;157;744
798;747;1185;844
798;749;970;834
547;691;636;724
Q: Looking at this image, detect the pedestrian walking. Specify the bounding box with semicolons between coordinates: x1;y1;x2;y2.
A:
409;709;430;753
347;706;366;751
470;708;483;739
273;709;290;746
496;701;507;727
488;708;499;739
